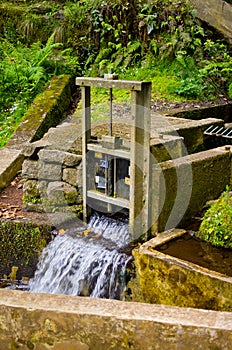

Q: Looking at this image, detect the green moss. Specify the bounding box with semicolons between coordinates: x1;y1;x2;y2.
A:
0;2;61;44
0;220;52;271
22;195;41;204
29;74;73;141
130;247;232;311
7;74;73;148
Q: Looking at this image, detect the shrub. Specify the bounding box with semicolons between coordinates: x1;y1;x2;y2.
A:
229;82;232;99
196;188;232;248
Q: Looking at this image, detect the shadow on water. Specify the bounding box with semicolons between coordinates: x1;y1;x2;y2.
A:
156;232;232;277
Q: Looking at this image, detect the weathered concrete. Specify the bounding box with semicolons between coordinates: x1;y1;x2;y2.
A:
154;146;232;232
0;147;23;191
0;75;73;192
190;0;232;45
166;102;232;123
130;229;232;311
0;289;231;350
159;117;224;153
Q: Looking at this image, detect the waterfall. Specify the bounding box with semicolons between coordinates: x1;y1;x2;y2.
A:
29;214;132;300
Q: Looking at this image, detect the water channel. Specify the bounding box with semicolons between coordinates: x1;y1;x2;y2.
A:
28;213;133;299
2;213;232;296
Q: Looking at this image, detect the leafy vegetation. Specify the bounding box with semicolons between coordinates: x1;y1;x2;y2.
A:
0;33;79;147
0;0;231;146
196;188;232;248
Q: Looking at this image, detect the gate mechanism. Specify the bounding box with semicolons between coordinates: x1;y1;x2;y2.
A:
76;74;152;242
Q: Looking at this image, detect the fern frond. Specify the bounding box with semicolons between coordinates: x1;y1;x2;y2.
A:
95;48;112;64
126;40;141;55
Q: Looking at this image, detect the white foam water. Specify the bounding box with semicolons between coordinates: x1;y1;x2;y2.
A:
29;214;132;299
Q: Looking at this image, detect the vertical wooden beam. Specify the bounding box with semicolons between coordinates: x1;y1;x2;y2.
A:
130;82;152;241
82;86;91;222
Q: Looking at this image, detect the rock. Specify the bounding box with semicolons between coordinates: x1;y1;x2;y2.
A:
47;181;78;205
38;162;62;181
63;168;78;187
38;149;82;166
21;140;52;157
23;180;40;199
22;159;40;179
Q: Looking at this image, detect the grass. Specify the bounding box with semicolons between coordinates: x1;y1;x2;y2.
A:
73;59;188;123
0;102;28;148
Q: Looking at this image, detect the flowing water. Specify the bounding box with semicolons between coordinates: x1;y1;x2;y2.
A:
29;213;133;300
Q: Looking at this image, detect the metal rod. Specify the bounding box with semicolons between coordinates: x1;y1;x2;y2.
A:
204;125;214;133
110;87;113;136
114;157;117;198
211;126;220;134
221;128;229;135
225;129;232;136
215;127;224;136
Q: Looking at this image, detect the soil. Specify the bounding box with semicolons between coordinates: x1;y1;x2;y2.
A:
151;95;232;112
0;175;49;224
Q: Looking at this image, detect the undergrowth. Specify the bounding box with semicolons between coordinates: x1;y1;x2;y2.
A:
0;0;232;145
0;34;80;147
196;187;232;248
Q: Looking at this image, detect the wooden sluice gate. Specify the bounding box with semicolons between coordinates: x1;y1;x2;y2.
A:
75;75;152;242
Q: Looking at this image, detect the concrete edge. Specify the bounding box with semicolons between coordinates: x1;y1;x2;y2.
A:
0;148;24;191
0;289;232;330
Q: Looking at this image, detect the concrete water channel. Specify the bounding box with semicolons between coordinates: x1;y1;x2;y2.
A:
0;75;232;349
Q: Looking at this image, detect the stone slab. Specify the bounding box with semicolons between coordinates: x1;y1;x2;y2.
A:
0;289;231;349
0;148;24;191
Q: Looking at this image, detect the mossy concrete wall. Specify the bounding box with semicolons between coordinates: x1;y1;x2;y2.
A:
0;289;231;350
167;103;232;123
0;74;74;192
0;220;52;280
130;230;232;312
7;74;73;149
160;117;224;154
153;146;232;232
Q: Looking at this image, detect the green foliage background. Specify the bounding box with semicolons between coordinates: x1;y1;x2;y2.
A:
0;0;231;146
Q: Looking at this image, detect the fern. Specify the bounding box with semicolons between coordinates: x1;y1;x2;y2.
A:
31;33;62;67
126;40;141;54
94;47;112;65
113;52;124;69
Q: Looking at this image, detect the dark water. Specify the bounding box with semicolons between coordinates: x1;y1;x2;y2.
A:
156;232;232;277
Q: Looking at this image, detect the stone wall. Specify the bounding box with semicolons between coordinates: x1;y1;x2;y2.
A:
22;128;83;229
0;75;74;193
0;289;231;350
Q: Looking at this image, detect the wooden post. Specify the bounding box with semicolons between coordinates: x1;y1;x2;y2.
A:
76;77;152;242
130;82;152;241
82;86;91;223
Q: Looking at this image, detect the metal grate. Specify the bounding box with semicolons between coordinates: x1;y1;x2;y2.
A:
204;125;232;139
